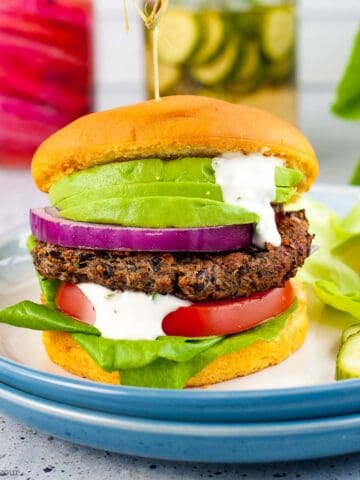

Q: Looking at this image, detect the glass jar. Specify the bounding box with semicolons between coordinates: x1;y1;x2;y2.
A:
145;0;297;123
0;0;93;166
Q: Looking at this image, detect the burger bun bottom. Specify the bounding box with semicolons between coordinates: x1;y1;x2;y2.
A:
42;279;308;388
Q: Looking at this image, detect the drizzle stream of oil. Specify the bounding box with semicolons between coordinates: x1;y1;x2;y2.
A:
123;0;168;101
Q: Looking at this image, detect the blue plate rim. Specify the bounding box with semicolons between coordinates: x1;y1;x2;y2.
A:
3;380;360;463
1;379;360;434
1;348;360;401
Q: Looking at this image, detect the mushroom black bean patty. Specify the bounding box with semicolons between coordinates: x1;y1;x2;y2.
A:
32;210;312;302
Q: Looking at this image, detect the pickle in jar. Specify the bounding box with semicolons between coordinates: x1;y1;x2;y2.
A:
145;1;297;123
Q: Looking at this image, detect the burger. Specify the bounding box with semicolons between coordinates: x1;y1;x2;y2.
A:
0;95;318;389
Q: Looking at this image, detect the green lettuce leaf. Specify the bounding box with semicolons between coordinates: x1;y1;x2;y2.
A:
335;202;360;243
26;235;37;252
0;301;100;335
71;334;223;370
37;277;60;309
314;281;360;319
119;301;297;388
72;301;297;389
298;198;360;318
27;235;60;308
350;159;360;186
331;28;360;120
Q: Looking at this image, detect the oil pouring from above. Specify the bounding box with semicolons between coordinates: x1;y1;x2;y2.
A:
125;0;168;100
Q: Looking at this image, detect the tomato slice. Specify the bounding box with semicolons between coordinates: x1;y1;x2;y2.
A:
55;283;96;325
55;282;295;338
162;282;295;337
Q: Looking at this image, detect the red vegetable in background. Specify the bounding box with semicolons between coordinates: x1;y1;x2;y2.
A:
0;1;92;166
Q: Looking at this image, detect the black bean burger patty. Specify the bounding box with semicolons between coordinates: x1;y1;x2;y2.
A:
32;210;312;302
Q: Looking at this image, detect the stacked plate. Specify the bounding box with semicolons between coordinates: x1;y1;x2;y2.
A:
0;185;360;463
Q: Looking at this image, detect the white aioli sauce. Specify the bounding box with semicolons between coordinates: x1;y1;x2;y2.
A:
212;152;283;248
77;283;190;340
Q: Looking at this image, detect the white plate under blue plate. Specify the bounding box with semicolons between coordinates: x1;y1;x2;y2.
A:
1;381;360;463
0;184;359;425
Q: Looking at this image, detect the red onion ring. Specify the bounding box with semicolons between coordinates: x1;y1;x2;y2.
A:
30;208;253;252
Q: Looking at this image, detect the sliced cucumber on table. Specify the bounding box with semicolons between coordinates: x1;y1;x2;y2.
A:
341;324;360;344
158;9;200;66
191;12;227;66
261;8;295;61
191;36;238;87
336;331;360;380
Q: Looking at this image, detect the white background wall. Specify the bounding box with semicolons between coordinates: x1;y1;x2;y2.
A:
93;0;360;184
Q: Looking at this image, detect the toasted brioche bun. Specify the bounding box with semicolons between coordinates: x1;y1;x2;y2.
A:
32;95;318;193
42;279;308;388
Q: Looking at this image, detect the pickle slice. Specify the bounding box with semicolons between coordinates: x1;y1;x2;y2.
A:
191;12;226;66
261;8;295;61
149;62;181;95
227;41;263;94
235;41;261;81
191;36;238;86
336;331;360;380
268;58;294;84
158;9;200;66
341;324;360;344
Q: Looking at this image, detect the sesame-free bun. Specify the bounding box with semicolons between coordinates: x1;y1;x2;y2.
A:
32;95;318;193
42;279;308;388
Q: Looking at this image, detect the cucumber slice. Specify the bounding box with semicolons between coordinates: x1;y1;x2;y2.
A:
236;11;259;39
150;62;181;95
235;41;261;81
158;63;181;94
341;324;360;344
158;9;200;66
268;58;294;84
191;12;226;66
227;41;263;94
336;332;360;380
146;46;181;95
191;36;238;87
261;8;295;61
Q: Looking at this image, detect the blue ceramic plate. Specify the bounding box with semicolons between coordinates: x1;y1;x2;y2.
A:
0;185;359;423
1;381;360;463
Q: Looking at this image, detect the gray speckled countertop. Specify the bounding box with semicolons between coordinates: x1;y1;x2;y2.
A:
1;416;360;479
